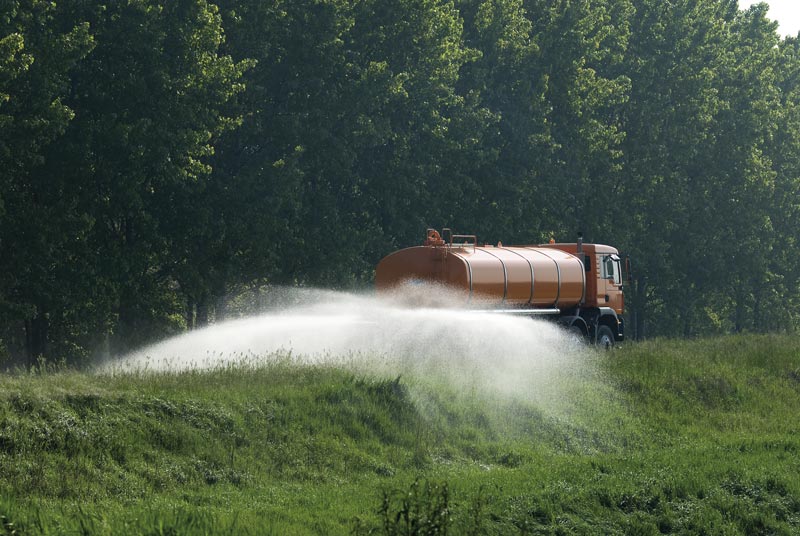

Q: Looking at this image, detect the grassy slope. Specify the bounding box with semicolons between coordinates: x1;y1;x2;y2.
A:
0;335;799;534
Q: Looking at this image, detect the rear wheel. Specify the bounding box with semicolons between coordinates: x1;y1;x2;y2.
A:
596;325;615;350
568;324;587;343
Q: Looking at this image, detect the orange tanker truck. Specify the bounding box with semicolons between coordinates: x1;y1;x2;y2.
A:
375;229;626;347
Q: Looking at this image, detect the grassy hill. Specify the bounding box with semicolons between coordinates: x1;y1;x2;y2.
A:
1;335;799;534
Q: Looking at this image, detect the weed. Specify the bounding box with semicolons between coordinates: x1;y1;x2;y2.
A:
377;479;451;536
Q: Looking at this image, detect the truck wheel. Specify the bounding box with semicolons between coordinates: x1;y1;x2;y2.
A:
568;324;586;343
596;325;615;350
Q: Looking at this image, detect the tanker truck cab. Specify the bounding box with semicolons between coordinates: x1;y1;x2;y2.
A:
538;241;625;347
375;229;626;347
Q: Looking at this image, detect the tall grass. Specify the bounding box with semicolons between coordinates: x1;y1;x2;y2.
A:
1;334;799;534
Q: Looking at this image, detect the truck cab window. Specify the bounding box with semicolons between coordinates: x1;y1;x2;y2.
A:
602;255;622;286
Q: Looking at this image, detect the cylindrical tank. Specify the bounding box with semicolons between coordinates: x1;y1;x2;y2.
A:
375;244;585;309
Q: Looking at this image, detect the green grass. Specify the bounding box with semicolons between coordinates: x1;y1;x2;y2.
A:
1;335;799;534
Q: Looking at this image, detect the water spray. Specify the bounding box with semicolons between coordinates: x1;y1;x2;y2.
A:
106;286;593;405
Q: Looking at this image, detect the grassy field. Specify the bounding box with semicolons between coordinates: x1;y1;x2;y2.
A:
0;335;799;534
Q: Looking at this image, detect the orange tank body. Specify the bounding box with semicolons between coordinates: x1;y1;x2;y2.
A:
375;244;583;309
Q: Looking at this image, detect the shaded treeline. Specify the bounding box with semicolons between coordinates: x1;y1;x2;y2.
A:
1;0;798;364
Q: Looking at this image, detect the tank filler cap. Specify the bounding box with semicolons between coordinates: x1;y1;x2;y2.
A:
424;229;445;247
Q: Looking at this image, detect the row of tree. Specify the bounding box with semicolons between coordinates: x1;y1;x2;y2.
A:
1;0;798;364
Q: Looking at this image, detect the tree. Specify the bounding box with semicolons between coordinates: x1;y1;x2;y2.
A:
455;0;632;244
213;0;487;299
0;1;93;363
0;0;246;361
611;0;730;337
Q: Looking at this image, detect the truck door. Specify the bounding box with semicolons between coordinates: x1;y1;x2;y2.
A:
600;254;624;314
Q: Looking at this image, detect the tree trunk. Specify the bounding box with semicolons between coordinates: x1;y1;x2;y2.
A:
214;293;228;323
186;296;195;330
25;307;49;366
633;276;647;340
753;288;763;332
115;293;134;355
734;289;745;333
682;300;694;338
196;293;209;327
24;319;32;367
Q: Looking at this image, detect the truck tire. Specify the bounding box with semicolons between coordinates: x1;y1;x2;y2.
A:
596;325;615;350
568;324;587;343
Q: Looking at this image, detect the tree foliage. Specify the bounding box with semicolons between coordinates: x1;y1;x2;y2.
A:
1;0;798;363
